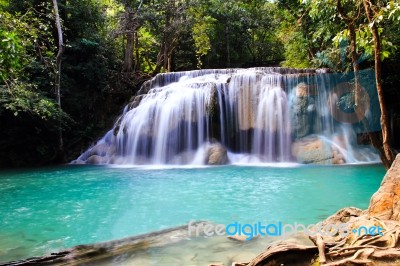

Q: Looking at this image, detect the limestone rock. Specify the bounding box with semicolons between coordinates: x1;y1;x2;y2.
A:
290;89;322;139
128;95;145;110
331;135;347;164
86;155;107;164
206;143;229;165
368;154;400;221
291;136;333;164
237;85;256;131
89;143;109;157
291;96;310;139
295;83;317;97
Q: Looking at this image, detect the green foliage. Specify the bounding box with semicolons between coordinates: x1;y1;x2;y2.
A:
0;6;61;121
0;81;62;119
137;27;158;72
279;24;313;68
1;0;400;167
0;29;24;81
190;6;216;68
277;0;333;68
303;0;400;69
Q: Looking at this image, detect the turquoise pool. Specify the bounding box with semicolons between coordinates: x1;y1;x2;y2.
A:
0;164;385;263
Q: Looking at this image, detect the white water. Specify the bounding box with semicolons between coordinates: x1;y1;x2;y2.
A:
74;68;380;165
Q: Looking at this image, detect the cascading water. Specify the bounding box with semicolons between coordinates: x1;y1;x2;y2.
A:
74;67;381;165
218;70;292;162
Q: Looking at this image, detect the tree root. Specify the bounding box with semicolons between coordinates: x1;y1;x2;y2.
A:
246;214;400;266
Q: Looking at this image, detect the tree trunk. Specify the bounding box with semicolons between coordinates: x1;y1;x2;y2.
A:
152;41;165;76
123;31;134;72
226;24;231;67
347;21;364;121
336;0;363;119
122;7;135;73
134;32;140;71
52;0;65;162
363;0;394;169
163;41;168;71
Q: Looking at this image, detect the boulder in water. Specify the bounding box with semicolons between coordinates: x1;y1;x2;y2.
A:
292;136;333;164
86;155;107;164
89;143;110;157
205;143;229;165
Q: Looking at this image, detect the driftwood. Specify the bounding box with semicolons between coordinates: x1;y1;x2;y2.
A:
0;223;202;266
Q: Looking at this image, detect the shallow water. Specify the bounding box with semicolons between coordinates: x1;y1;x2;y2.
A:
0;164;385;263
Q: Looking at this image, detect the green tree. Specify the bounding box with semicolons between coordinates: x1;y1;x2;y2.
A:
0;5;62;120
304;0;400;168
52;0;65;159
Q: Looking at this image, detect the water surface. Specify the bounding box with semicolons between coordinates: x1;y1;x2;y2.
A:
0;164;385;263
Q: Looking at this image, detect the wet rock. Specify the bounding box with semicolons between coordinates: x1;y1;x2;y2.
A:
168;150;197;164
227;235;248;242
137;79;152;95
368;154;400;220
291;83;322;139
86;155;107;164
113;116;123;136
295;83;317;97
292;136;333;164
128;95;145;110
71;159;85;165
89;143;109;157
228;234;259;242
206;85;219;118
291;97;309;139
236;86;256;131
206;143;229;165
332;150;345;165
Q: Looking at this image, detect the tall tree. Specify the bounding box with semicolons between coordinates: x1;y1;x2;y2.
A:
151;0;189;74
120;0;143;72
52;0;65;160
304;0;399;168
362;0;395;168
335;0;365;122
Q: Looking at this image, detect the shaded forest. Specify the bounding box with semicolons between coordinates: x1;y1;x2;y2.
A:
0;0;399;167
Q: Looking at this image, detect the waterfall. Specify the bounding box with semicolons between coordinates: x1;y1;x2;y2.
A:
73;68;381;165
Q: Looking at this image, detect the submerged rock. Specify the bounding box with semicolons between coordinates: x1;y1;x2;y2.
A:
368;154;400;220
